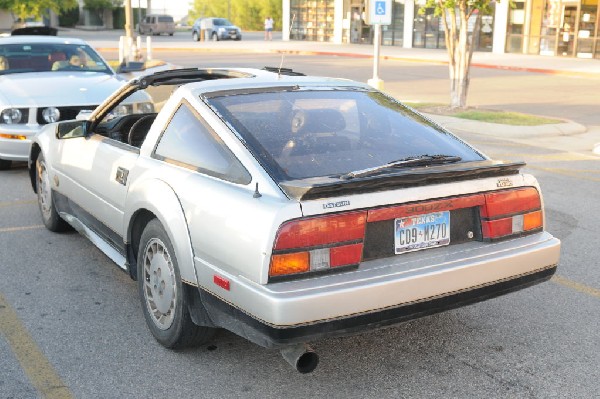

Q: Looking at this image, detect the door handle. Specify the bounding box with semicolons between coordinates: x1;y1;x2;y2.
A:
115;167;129;186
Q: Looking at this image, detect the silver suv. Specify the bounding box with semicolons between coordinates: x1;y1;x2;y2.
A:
191;17;242;41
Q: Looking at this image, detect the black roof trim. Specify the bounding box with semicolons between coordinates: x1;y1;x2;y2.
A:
135;68;254;89
262;66;305;76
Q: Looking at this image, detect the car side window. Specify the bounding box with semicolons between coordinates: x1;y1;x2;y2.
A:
154;102;251;184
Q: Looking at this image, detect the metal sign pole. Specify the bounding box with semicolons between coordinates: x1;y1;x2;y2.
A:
366;0;390;90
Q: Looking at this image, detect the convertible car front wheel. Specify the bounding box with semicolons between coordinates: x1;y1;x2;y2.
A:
36;154;69;232
137;219;215;349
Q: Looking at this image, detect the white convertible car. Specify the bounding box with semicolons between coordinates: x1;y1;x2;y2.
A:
0;35;152;170
29;68;560;373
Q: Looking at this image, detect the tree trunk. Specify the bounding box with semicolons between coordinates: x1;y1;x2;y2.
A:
440;4;482;109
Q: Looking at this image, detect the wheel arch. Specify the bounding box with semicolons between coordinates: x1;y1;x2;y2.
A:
28;142;41;193
124;178;198;286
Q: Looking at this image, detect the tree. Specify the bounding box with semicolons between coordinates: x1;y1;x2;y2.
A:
190;0;281;31
83;0;122;25
0;0;78;19
421;0;493;109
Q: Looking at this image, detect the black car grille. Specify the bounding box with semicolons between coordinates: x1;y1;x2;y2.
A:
37;105;98;125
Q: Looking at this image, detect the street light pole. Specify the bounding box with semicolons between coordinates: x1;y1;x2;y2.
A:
124;0;135;39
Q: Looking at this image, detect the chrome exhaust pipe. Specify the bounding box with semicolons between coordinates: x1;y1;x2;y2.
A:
280;343;319;373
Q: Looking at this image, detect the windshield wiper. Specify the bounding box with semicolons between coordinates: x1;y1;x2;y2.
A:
340;154;462;180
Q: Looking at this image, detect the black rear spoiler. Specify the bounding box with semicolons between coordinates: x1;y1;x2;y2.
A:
279;160;526;201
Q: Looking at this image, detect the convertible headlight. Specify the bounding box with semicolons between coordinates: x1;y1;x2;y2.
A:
42;107;61;123
137;102;154;113
1;108;22;124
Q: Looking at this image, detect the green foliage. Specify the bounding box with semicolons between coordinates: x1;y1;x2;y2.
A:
83;0;122;11
421;0;493;16
58;5;79;26
0;0;78;19
190;0;281;31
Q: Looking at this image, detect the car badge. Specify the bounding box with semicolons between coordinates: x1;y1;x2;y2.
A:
496;178;513;188
323;200;350;210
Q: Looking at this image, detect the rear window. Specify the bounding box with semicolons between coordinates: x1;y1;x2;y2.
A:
213;19;232;26
207;88;484;181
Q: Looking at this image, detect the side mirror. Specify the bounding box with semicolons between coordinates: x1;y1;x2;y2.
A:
116;61;146;73
56;120;87;139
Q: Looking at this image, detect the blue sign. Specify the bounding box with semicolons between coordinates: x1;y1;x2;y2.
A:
375;1;386;15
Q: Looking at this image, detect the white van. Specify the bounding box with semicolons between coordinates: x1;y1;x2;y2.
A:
138;14;175;36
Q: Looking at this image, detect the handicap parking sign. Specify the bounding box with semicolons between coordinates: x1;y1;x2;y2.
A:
367;0;392;25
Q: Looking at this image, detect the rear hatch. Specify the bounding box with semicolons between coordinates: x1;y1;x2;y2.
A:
205;84;544;276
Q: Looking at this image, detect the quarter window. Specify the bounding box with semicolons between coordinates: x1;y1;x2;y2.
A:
154;102;250;184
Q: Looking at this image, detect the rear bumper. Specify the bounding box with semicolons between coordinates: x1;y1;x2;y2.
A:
195;264;556;348
193;232;560;348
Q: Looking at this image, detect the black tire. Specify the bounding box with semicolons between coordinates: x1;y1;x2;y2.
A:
0;158;11;170
169;33;173;36
211;32;219;41
35;153;69;232
137;219;215;349
192;31;199;41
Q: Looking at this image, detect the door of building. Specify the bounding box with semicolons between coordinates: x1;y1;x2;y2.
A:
557;4;579;55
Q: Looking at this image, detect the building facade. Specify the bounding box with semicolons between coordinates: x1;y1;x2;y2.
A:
282;0;600;58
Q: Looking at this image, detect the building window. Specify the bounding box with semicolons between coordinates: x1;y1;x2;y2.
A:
506;0;526;53
382;0;405;46
414;7;494;51
291;0;335;42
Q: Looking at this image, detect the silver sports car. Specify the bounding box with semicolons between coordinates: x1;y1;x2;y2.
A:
0;35;152;170
28;68;560;373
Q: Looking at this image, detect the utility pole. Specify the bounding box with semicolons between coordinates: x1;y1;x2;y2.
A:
125;0;135;39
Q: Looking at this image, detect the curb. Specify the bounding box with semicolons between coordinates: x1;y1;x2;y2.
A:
422;113;587;138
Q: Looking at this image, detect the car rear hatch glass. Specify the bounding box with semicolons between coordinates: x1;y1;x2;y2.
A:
205;87;486;187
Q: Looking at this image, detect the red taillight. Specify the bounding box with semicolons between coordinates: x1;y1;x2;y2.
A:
481;187;541;218
481;188;543;239
274;212;366;250
269;212;366;278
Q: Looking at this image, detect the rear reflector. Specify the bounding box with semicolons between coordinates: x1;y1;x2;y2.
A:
213;275;231;291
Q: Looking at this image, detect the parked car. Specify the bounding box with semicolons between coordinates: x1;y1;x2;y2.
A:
11;17;45;30
0;35;152;170
28;68;560;373
191;17;242;41
138;14;175;36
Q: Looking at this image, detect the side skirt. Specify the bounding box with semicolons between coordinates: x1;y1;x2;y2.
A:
54;191;128;271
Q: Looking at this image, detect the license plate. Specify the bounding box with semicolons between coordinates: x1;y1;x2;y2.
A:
395;211;451;254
